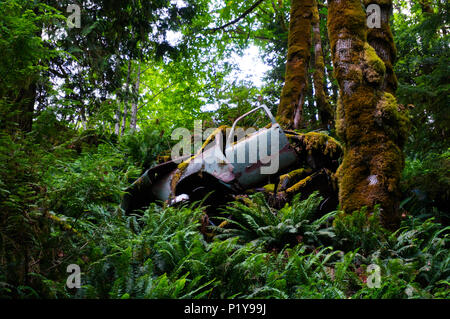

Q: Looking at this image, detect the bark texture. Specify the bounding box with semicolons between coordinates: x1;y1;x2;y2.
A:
276;0;314;130
114;104;121;135
364;0;397;95
130;63;141;132
13;83;36;132
328;0;409;228
311;0;334;128
121;60;132;135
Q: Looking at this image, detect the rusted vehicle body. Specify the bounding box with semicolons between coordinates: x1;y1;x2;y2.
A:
122;105;342;214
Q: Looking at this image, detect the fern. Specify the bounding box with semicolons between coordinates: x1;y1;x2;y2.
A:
214;191;335;249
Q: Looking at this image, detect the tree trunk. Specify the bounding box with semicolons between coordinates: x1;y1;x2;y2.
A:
121;99;127;135
121;60;132;135
311;0;334;129
321;16;338;107
114;103;121;135
11;5;42;133
80;106;87;130
364;0;397;95
130;63;141;133
276;0;313;130
13;83;36;132
328;0;409;229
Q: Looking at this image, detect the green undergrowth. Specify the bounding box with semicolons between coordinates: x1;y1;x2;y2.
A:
0;128;448;299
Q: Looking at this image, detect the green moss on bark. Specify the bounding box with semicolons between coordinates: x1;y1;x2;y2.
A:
312;0;334;128
276;0;314;129
328;0;409;229
364;0;398;94
363;43;386;84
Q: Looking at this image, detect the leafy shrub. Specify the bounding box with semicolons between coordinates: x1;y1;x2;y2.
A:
332;207;388;255
44;144;140;218
119;126;171;170
401;150;450;223
77;203;216;298
354;216;450;298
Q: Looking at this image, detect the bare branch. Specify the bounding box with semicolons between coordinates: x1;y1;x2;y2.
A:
206;0;267;33
138;82;176;111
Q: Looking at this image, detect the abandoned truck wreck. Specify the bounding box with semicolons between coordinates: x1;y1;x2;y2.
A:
122;105;343;215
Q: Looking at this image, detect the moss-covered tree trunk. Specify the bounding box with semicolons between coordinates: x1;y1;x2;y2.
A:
311;0;334;129
276;0;313;130
10;6;41;133
364;0;397;95
13;83;36;132
328;0;409;228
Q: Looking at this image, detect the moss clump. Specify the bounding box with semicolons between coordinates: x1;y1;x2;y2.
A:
177;159;191;172
363;0;392;6
278;167;313;192
47;212;80;236
157;155;170;163
286;131;343;174
286;175;313;193
287;132;342;156
364;0;398;94
363;43;386;84
303;132;342;156
375;92;410;146
263;184;275;192
286;168;308;179
170;156;193;195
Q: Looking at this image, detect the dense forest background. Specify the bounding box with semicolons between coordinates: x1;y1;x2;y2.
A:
0;0;448;298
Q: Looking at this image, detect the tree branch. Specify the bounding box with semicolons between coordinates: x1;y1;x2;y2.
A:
138;82;176;111
271;0;287;32
233;27;277;42
206;0;267;33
